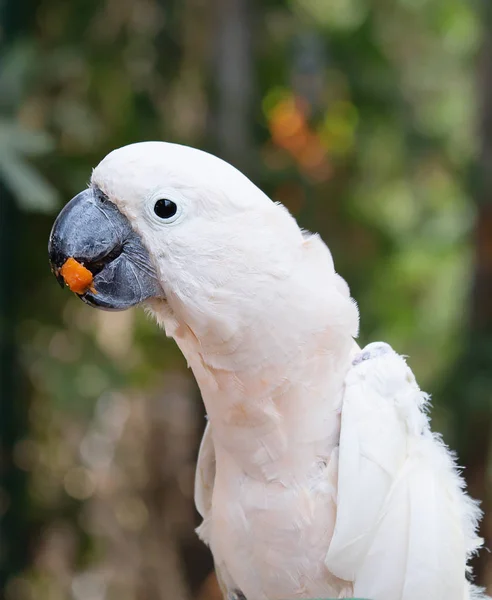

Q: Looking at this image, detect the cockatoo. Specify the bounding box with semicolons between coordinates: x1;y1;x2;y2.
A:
48;142;486;600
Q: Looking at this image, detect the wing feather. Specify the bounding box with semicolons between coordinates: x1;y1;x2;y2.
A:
195;423;241;600
326;343;485;600
195;421;216;543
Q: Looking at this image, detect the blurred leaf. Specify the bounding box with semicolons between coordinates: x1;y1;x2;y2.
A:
0;41;37;111
0;120;59;213
0;120;55;155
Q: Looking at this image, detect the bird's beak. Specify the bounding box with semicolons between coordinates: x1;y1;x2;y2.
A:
48;187;162;311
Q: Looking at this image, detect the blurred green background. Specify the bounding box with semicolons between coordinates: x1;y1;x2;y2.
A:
1;0;491;598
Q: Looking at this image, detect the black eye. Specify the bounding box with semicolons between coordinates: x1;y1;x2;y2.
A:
154;199;177;219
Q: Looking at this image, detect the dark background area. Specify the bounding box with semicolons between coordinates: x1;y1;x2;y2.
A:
1;0;491;598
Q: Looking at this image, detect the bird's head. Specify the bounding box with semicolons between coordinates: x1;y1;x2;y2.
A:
48;142;311;318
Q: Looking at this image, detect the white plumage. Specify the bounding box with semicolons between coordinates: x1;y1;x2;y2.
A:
91;142;486;600
326;343;483;600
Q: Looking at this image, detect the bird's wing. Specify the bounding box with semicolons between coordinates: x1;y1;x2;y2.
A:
325;343;485;600
195;423;243;600
195;421;216;538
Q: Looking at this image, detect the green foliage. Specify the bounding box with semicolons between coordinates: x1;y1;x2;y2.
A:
0;42;60;212
1;0;489;598
0;121;59;212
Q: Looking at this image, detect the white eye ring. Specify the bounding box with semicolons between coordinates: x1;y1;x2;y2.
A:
147;190;184;225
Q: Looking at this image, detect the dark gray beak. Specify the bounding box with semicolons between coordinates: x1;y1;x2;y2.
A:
48;187;162;311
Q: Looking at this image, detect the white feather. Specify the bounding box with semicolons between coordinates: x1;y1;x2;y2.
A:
90;142;486;600
327;343;484;600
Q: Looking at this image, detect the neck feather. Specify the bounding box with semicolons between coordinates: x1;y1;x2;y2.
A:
147;236;359;482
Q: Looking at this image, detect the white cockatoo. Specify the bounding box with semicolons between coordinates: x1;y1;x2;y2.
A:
48;142;486;600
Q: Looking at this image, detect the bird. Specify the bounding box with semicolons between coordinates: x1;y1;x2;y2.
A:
48;141;487;600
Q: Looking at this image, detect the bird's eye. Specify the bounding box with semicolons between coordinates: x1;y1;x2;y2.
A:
153;199;177;219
